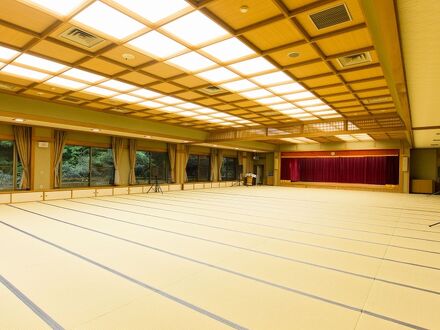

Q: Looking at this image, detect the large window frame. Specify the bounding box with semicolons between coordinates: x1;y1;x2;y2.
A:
186;154;211;182
135;150;170;184
221;157;238;181
0;139;24;191
60;144;115;188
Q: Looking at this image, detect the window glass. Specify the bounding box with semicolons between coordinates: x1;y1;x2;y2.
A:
91;147;114;186
61;145;90;187
0;141;14;190
135;151;169;184
186;154;210;182
135;151;150;184
198;155;210;181
221;157;237;181
186;155;198;182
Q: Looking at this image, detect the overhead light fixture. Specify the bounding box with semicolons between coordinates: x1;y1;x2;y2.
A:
211;112;230;118
0;45;19;61
305;105;331;111
130;89;162;99
196;67;239;83
195;108;216;114
99;79;136;92
288;51;300;58
83;86;119;97
268;82;305;95
1;64;50;81
220;79;258;92
313;110;337;115
250;71;291;86
336;134;357;142
295;99;323;107
112;94;143;103
128;30;187;59
239;89;273;99
279;109;304;115
201;37;255;63
45;76;88;90
62;68;105;83
321;114;342;119
162;10;229;46
20;0;88;16
284;91;315;101
208;118;224;123
72;1;145;40
91;128;101;132
229;57;275;75
156;96;183;105
240;5;249;13
166;52;216;72
256;96;285;105
194;115;210;120
161;106;182;112
139;100;164;108
110;0;190;23
269;103;297;110
14;53;67;73
179;102;202;110
13;118;25;122
179;111;197;117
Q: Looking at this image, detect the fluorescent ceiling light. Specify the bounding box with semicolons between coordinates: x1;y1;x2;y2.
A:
156;96;183;105
161;106;181;112
236;119;251;124
99;79;136;92
201;38;255;63
0;46;19;61
251;71;291;86
128;31;187;59
166;52;216;72
211;112;229;118
179;111;197;117
268;83;304;94
72;1;145;40
284;91;315;101
62;68;105;83
239;89;273;99
352;134;373;141
196;67;238;83
195;108;216;114
14;53;67;73
208;118;224;123
162;11;229;46
194;115;210;120
83;86;119;97
179;102;201;110
257;96;285;105
220;122;234;126
220;79;258;92
295;137;318;143
140;100;164;108
112;94;143;103
321;114;342;119
290;113;314;118
21;0;87;16
228;57;275;75
336;135;357;142
279;109;304;115
305;105;331;111
298;116;318;121
110;0;190;23
45;76;88;90
130;89;162;99
0;62;5;69
1;64;50;81
314;110;337;115
269;103;297;110
295;99;323;107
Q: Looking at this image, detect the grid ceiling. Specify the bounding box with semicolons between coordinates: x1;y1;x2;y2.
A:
0;0;402;144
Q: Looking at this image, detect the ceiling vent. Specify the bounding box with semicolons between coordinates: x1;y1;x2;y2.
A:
60;27;104;48
309;3;352;30
363;96;393;104
337;52;372;67
198;85;226;95
58;96;84;104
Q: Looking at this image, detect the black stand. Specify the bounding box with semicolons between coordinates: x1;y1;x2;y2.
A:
147;176;163;194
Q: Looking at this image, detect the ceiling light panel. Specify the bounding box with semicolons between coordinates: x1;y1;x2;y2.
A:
201;38;255;63
99;80;136;92
229;57;275;75
21;0;88;16
161;106;182;113
196;67;238;83
305;105;331;111
336;134;357;142
239;89;273;99
257;96;285;105
112;94;143;103
251;71;291;86
0;46;19;61
195;108;216;114
295;99;324;107
314;110;338;116
162;11;229;46
179;111;197;117
110;0;190;23
269;103;297;110
220;79;258;92
130;89;162;99
140;100;164;108
128;31;187;59
72;1;145;40
45;76;88;90
283;91;315;101
156;96;183;105
1;64;50;81
268;83;305;94
179;102;202;110
62;68;105;83
166;52;216;72
83;86;119;97
14;54;67;73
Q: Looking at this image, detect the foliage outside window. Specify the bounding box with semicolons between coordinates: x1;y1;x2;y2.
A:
221;157;238;181
186;154;210;182
135;151;170;184
0;140;23;191
61;145;114;187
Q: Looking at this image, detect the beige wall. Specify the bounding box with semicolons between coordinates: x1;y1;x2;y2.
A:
410;148;438;180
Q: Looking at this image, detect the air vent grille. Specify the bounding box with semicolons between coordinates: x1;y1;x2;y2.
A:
60;27;104;48
363;96;393;104
198;86;226;95
337;52;372;67
310;4;351;30
58;96;84;104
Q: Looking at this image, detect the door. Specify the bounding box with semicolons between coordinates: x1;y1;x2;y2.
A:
254;165;264;185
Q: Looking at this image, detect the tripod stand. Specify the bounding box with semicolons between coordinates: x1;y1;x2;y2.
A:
147;176;163;194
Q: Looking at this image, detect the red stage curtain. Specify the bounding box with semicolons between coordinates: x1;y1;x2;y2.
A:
281;156;399;185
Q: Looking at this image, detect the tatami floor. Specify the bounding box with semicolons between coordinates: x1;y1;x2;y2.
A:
1;186;440;330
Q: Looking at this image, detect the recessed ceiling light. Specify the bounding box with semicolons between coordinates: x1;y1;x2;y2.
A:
13;118;25;122
45;76;88;90
284;91;315;101
295;99;323;107
21;0;88;16
166;52;216;72
91;128;101;132
1;64;50;81
228;57;275;75
305;105;331;111
195;108;216;114
201;37;255;63
0;46;19;61
110;0;190;23
72;1;145;40
269;103;297;110
156;96;183;105
279;109;304;115
194;115;210;120
211;112;230;118
251;71;291;86
239;89;273;99
268;83;305;95
130;89;162;99
144;135;151;138
128;30;187;59
179;111;197;117
313;110;337;115
161;106;181;112
83;86;119;97
139;100;164;108
321;114;342;119
240;5;249;13
196;67;239;83
208;118;224;123
220;79;258;92
62;68;105;83
162;10;229;46
288;51;300;58
99;80;136;92
179;102;202;110
257;96;285;105
14;53;67;73
112;94;143;103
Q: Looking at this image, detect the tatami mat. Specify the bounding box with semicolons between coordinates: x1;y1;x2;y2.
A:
1;186;439;329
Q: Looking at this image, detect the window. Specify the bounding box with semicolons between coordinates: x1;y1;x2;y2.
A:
0;140;23;191
221;157;238;181
135;151;170;184
61;145;114;187
186;154;210;182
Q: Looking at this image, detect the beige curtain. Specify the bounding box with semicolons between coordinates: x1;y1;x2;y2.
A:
167;143;176;183
13;125;32;190
217;149;224;181
53;130;67;188
111;137;124;185
210;148;217;181
183;145;190;182
128;139;137;185
237;151;244;181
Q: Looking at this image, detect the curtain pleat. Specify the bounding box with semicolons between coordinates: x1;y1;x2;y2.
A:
53;130;67;188
167;143;176;183
13;125;32;190
217;149;224;181
183;145;190;182
128;139;137;185
210;148;217;181
111;137;124;185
